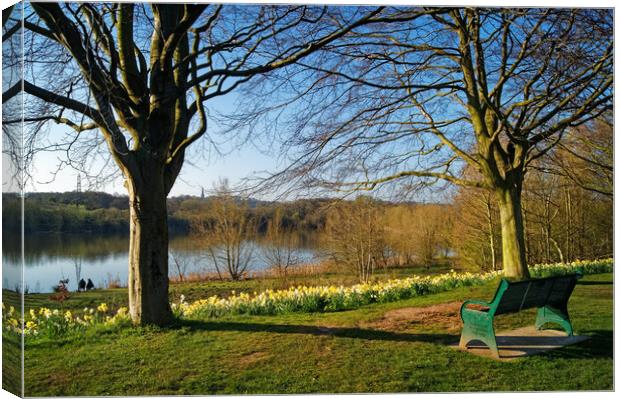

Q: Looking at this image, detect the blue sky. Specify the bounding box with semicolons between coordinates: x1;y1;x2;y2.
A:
23;91;283;197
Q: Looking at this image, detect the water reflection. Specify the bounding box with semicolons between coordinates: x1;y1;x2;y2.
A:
2;232;321;293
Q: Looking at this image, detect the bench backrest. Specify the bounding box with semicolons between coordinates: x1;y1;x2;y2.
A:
489;273;580;316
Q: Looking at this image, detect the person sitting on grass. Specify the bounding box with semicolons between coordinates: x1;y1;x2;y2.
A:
86;279;95;291
78;278;86;292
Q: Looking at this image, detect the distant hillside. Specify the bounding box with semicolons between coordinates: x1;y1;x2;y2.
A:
2;192;332;234
2;191;438;235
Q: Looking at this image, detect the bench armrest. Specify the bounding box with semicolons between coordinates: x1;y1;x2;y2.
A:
460;299;491;318
462;299;490;308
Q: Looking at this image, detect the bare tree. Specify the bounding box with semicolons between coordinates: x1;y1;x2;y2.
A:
455;154;612;268
3;3;23;193
384;203;452;268
238;8;612;279
547;116;613;197
193;180;254;281
383;205;416;266
15;3;387;324
261;207;300;278
523;171;564;264
2;4;21;102
452;188;501;271
324;197;386;283
169;250;190;283
412;204;452;268
521;155;612;264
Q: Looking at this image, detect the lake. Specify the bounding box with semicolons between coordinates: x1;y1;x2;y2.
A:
2;232;323;293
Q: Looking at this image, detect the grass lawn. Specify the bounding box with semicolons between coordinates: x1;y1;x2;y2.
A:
14;273;614;395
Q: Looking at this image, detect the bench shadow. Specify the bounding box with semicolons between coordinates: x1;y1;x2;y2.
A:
173;319;458;345
465;330;612;360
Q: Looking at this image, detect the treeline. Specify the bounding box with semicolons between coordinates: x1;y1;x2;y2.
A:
452;120;613;271
452;168;612;272
180;153;612;283
178;181;457;282
1;192;331;235
3;194;130;234
171;196;330;232
321;198;453;282
312;181;610;282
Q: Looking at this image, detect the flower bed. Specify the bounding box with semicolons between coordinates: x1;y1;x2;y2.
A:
176;258;613;319
1;303;131;337
2;258;612;337
529;258;613;278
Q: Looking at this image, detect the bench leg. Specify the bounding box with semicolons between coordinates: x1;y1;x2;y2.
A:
459;324;474;349
487;333;500;360
536;306;574;336
460;322;500;359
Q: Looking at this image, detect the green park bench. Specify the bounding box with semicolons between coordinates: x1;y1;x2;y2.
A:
459;272;582;359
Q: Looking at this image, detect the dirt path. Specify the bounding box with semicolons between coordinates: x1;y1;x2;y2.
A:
360;301;464;333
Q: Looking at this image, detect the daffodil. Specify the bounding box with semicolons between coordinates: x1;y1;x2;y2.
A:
2;259;613;337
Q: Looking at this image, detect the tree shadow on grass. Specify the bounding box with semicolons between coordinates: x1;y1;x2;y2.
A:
576;280;613;286
169;320;612;361
172;319;459;345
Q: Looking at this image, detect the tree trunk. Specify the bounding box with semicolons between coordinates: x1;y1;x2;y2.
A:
484;194;497;271
496;185;530;280
127;167;173;325
551;237;564;264
564;187;573;262
522;201;530;265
